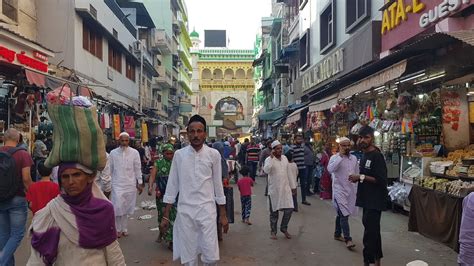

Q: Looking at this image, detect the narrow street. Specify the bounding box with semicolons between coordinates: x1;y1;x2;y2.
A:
15;176;457;266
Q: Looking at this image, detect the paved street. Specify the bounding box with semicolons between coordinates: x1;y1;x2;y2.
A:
15;176;457;265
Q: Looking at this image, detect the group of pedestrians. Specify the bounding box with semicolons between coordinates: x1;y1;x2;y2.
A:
3;115;474;266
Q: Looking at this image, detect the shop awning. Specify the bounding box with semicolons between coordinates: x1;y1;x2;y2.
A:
286;105;307;124
272;117;285;127
338;60;407;99
308;95;338;113
25;69;92;97
258;108;285;121
252;51;267;67
443;30;474;47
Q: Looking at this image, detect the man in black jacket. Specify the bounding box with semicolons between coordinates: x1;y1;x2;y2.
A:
349;126;388;266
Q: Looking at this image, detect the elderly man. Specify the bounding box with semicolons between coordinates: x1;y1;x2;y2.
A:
109;132;144;238
0;128;33;265
327;137;358;249
264;140;297;240
160;115;228;266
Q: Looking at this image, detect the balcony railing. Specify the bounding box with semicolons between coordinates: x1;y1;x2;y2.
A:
151;29;172;54
155;66;173;88
200;79;255;87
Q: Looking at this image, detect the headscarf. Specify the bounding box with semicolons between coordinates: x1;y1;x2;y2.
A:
162;143;174;153
30;163;116;265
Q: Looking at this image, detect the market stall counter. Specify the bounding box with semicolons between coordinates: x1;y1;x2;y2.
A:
408;185;463;252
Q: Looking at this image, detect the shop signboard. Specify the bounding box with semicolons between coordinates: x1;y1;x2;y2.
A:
381;0;474;51
0;45;49;72
301;21;381;96
302;49;344;93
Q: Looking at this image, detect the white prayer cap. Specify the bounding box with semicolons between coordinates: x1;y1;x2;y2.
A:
271;140;281;149
337;137;350;144
119;132;130;138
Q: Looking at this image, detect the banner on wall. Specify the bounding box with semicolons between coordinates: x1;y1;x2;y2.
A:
113;114;121;140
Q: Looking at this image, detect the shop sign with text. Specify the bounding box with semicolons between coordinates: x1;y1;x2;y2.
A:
0;45;48;72
381;0;473;51
302;49;344;92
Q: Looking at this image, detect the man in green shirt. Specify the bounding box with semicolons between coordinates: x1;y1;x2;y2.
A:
148;144;176;249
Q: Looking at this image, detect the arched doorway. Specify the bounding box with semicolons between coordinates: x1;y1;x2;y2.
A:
214;97;244;131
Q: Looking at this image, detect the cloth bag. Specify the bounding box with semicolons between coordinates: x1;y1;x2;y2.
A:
224;187;234;223
45;86;106;171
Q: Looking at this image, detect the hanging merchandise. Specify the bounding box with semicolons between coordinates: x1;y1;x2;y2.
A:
141;122;149;143
124;116;136;138
113;114;121;140
45;84;106;171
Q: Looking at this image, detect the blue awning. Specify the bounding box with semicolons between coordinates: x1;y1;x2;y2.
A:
258;109;285;121
280;41;299;58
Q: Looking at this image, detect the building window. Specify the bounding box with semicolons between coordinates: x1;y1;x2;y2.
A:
157;94;162;102
299;29;310;70
108;43;122;73
125;57;135;81
2;0;18;22
320;1;335;54
83;23;103;60
346;0;370;33
201;97;207;107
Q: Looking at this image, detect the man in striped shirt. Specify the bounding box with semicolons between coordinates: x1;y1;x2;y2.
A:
246;140;261;181
291;134;311;207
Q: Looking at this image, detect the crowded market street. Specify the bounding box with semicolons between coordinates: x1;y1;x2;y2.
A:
14;176;457;266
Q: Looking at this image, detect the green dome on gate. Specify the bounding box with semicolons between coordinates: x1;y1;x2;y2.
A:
190;29;199;38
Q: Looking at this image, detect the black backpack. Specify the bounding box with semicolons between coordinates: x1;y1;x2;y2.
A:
0;147;25;202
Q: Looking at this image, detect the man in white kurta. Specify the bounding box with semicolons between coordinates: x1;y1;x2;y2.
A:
109;132;144;237
161;115;228;266
264;140;297;240
327;137;358;248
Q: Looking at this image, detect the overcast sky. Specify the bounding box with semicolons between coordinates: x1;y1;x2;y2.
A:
185;0;272;49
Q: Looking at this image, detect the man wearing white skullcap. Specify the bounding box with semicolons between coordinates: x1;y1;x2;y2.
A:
263;139;297;240
109;131;144;237
327;136;358;249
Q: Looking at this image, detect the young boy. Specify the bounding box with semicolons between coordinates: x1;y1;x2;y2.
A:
237;165;254;225
26;160;60;215
286;152;299;213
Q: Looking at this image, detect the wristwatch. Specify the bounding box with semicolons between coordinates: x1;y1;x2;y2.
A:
359;174;366;183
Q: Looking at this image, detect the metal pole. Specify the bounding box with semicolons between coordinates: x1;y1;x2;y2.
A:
137;28;143;113
140;48;143;112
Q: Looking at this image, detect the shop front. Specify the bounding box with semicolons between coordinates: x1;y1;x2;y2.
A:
330;0;474;251
0;26;54;149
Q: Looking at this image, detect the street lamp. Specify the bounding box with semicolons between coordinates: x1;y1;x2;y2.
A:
297;128;303;133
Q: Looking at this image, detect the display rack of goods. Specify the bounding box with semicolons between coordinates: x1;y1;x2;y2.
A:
430;161;454;175
414;176;449;190
446;180;474;197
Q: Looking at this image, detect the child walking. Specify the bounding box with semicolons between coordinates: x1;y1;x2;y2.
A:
26;160;60;215
237;165;254;225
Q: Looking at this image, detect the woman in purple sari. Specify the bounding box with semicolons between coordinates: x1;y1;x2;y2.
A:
27;163;125;265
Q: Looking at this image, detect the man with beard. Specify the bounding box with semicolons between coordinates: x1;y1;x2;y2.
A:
109;132;144;238
264;140;297;240
328;137;358;249
349;126;388;266
160;115;228;266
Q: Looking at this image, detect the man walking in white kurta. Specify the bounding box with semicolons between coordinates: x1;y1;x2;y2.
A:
109;132;144;237
264;140;297;240
327;137;358;249
160;115;229;266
